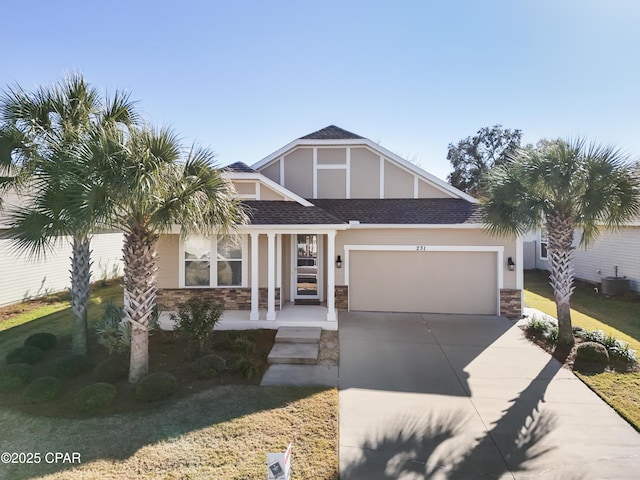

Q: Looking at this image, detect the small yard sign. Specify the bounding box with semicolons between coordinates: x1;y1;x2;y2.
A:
267;443;291;480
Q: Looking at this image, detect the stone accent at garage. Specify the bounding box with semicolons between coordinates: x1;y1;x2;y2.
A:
157;287;280;311
500;289;522;320
335;285;349;310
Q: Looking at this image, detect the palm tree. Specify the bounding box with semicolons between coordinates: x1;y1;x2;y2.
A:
102;125;247;382
0;74;138;354
482;139;640;346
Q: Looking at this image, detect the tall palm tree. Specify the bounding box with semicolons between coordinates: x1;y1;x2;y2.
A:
482;139;640;346
0;74;138;354
102;125;247;382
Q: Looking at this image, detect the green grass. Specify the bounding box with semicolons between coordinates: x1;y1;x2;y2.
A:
524;270;640;430
0;283;339;479
0;283;123;355
0;386;338;479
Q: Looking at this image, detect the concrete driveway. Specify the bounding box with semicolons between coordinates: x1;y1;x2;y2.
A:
339;312;640;479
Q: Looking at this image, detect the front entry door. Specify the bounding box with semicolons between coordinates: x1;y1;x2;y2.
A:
295;234;320;299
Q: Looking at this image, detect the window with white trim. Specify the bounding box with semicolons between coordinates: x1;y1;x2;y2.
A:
539;229;548;260
183;235;244;287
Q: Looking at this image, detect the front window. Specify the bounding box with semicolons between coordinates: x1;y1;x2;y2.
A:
183;235;244;287
539;229;548;260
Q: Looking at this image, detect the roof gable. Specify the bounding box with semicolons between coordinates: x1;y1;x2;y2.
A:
252;125;478;203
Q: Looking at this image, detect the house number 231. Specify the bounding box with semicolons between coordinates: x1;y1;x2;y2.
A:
416;245;428;251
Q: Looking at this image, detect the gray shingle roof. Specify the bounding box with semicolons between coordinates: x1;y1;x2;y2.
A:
224;162;256;173
243;201;344;225
310;198;483;225
299;125;364;140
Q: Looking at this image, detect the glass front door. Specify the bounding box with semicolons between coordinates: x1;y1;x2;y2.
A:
296;234;319;298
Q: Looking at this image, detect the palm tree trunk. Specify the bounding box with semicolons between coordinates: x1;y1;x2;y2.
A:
546;213;576;346
123;226;159;383
70;235;92;355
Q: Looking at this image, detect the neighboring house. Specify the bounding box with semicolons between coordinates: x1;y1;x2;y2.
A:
523;222;640;293
156;125;523;326
0;190;123;307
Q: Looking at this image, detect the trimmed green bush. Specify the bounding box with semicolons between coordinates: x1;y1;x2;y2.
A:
24;376;62;404
171;296;224;357
55;354;93;379
574;342;610;373
74;382;117;412
0;363;33;393
24;332;57;351
231;354;259;379
135;372;177;402
5;346;43;365
93;357;129;383
191;354;226;378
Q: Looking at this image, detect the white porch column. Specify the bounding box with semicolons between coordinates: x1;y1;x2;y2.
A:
326;231;337;321
267;232;276;320
250;232;259;321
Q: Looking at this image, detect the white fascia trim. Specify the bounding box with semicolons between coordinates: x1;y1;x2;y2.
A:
223;171;313;207
345;223;485;229
252;138;478;204
239;224;349;233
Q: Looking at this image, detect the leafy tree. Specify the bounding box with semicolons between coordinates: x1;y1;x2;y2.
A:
447;125;523;196
482;139;640;346
98;126;247;382
0;74;138;354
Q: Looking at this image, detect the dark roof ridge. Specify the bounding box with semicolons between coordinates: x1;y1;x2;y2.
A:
300;125;364;140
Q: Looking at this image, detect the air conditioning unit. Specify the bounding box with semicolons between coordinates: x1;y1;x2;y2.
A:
601;276;630;296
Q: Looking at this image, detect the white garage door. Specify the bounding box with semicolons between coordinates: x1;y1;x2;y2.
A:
349;250;498;314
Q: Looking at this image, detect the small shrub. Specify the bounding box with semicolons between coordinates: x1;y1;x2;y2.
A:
95;301;129;354
93;357;129;383
171;296;224;357
55;354;93;379
576;329;606;344
231;354;259;379
74;382;117;412
24;332;57;351
5;346;43;365
608;343;638;369
0;363;33;393
574;342;610;373
135;372;177;402
525;316;557;344
24;376;62;404
228;336;255;354
191;354;226;378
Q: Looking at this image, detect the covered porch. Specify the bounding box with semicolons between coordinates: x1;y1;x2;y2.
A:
158;302;337;331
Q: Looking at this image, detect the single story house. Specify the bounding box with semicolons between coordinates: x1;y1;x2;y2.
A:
524;221;640;293
0;189;123;307
156;125;523;327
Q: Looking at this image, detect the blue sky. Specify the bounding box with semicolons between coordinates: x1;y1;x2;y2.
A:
2;0;639;180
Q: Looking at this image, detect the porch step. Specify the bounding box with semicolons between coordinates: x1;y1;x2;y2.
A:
275;327;322;344
267;343;319;365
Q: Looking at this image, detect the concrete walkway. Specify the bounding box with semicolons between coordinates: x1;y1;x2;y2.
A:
339;312;640;479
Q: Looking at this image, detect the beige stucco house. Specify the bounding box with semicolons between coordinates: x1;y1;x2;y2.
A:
156;126;523;328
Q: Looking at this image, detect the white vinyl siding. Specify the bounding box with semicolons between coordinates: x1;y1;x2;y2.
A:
0;232;123;307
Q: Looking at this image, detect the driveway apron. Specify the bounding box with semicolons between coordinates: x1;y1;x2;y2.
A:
338;312;640;479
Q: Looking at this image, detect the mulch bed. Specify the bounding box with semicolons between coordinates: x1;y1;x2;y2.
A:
0;328;276;418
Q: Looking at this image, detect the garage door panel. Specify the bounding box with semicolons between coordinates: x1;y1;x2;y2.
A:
349;251;497;314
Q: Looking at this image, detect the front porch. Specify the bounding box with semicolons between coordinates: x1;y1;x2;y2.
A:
158;302;338;331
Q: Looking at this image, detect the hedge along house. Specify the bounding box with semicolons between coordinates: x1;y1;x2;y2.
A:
155;126;523;329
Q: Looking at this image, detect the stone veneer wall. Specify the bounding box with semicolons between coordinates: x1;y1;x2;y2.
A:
157;288;280;311
500;289;522;320
335;285;349;311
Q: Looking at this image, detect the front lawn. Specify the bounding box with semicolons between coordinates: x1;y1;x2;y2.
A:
524;270;640;430
0;283;339;479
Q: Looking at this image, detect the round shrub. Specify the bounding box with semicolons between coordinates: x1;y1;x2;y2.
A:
191;354;226;379
73;382;117;412
135;372;177;402
0;363;33;393
24;332;58;351
55;354;93;379
5;346;43;365
574;342;610;373
24;376;62;404
93;357;129;383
